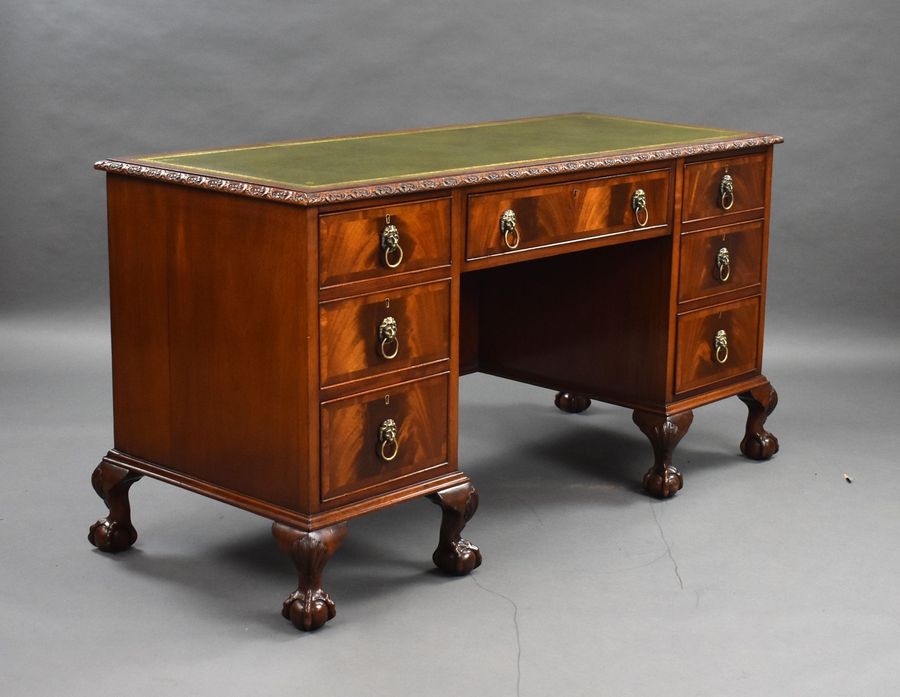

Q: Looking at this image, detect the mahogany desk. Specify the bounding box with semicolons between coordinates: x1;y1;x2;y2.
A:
91;114;782;631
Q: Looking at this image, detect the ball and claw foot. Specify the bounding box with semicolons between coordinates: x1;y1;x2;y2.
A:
427;482;482;575
632;410;693;499
739;382;780;460
281;588;337;632
88;459;142;553
641;466;684;499
272;521;348;632
555;391;591;414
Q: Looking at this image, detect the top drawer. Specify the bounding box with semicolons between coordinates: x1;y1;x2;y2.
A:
319;198;451;288
466;169;671;261
682;153;767;224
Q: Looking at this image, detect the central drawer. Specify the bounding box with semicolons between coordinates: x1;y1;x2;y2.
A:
319;373;450;506
319;279;450;388
466;168;671;260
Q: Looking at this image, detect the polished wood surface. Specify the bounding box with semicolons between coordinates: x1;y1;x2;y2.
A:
675;296;761;394
93;115;781;630
319;279;450;388
319;373;451;506
682;152;767;224
319;198;451;288
678;221;763;303
466;168;670;261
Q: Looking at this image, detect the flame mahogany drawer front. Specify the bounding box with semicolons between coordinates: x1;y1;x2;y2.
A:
319;373;451;506
319;279;451;388
682;153;767;224
678;221;764;303
675;296;761;394
319;198;451;288
466;168;671;260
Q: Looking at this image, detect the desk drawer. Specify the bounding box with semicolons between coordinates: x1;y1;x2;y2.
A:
319;279;450;388
683;153;767;224
678;221;764;303
675;297;760;394
466;169;670;260
320;373;450;505
319;198;451;288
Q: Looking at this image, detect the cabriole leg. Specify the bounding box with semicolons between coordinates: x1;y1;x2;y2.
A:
88;459;143;552
427;482;482;575
272;522;348;631
738;381;779;460
632;410;693;499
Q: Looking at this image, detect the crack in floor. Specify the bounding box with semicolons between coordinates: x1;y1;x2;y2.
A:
471;574;521;697
649;500;684;591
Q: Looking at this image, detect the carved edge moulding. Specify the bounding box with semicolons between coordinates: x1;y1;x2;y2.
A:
94;134;783;207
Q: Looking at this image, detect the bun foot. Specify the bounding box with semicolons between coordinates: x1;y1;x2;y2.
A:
427;482;482;576
555;391;591;413
633;410;693;499
272;522;347;631
88;459;142;553
739;381;779;461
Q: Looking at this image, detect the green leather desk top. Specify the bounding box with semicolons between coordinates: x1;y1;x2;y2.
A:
96;113;781;206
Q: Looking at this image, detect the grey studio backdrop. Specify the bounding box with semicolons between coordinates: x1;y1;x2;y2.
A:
2;1;899;696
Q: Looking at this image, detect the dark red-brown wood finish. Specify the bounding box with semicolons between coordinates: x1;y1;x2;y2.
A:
90;117;780;630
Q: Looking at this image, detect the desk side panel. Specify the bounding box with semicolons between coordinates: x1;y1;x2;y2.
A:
165;186;310;511
107;175;173;465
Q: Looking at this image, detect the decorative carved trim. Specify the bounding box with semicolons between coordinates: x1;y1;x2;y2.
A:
94;134;783;207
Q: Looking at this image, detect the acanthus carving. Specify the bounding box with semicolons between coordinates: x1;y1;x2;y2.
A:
94;134;783;207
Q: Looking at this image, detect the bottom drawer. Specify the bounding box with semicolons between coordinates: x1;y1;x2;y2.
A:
320;373;450;506
675;297;760;394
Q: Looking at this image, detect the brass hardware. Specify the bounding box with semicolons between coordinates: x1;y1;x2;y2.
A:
378;316;399;360
378;418;399;462
381;214;404;268
384;395;390;405
500;209;520;250
716;247;731;282
720;174;735;211
632;189;649;227
714;329;729;364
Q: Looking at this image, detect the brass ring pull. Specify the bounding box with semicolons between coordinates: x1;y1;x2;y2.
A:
632;189;649;227
500;209;520;250
720;174;735;211
716;247;731;282
378;316;399;360
714;329;729;364
378;418;399;462
381;214;404;269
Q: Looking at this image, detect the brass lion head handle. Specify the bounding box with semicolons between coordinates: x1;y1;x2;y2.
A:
500;209;520;250
720;173;735;211
378;418;399;462
716;247;731;282
381;214;404;268
714;329;729;364
378;316;399;360
632;189;649;227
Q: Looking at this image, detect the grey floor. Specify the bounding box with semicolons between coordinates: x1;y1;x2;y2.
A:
2;313;899;696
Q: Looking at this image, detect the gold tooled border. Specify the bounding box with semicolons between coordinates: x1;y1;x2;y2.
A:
95;133;783;207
